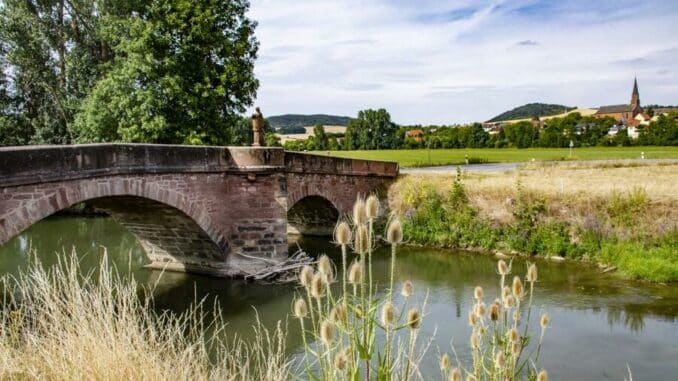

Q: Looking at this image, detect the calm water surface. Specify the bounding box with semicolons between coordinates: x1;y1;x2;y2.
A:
1;216;677;380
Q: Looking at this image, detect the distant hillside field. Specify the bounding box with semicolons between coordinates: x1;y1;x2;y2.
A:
277;125;346;143
268;114;352;130
488;103;575;122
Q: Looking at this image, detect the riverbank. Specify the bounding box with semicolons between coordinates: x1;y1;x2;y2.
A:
388;161;678;282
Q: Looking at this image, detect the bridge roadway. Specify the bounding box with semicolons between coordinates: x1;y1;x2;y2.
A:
0;144;397;277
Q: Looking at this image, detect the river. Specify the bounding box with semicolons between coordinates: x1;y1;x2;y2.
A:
1;216;677;380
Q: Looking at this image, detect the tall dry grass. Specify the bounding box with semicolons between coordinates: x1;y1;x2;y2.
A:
0;251;289;381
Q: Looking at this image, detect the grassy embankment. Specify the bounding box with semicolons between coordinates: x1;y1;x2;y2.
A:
388;162;678;282
324;147;678;167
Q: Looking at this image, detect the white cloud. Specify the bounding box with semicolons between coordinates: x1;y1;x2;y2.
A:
249;0;678;124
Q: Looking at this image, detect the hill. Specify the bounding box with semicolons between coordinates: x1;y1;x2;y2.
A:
487;103;575;122
268;114;351;130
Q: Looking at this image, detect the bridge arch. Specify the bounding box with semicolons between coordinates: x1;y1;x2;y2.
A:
287;195;340;236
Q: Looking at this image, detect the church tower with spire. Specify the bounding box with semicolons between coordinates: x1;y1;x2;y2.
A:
630;77;640;109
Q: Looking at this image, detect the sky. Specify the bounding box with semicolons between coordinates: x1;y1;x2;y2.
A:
249;0;678;125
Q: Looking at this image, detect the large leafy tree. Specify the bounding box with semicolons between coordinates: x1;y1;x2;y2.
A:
72;0;259;144
344;108;399;150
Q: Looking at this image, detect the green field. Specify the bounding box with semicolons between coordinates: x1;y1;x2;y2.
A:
321;147;678;167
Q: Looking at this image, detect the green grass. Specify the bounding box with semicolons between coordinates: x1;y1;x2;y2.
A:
321;147;678;167
599;242;678;282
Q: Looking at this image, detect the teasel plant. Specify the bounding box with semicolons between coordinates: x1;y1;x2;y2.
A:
291;195;428;380
454;260;551;381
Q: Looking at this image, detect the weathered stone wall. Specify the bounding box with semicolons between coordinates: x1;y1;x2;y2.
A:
0;172;287;276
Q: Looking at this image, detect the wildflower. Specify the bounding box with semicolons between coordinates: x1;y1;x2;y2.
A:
540;313;550;329
494;351;505;369
537;369;548;381
381;302;395;327
474;286;484;300
504;295;515;309
387;218;403;245
502;286;511;301
311;272;326;299
406;308;421;330
355;225;369;253
317;255;333;282
299;265;313;288
353;198;367;226
334;352;347;371
401;280;414;298
508;328;519;343
366;194;380;219
474;302;486;317
512;276;524;299
320;320;334;346
489;302;501;322
293;298;307;319
439;353;450;371
468;311;479;327
450;367;461;381
348;261;362;284
527;263;538;283
334;221;351;246
470;333;480;349
498;260;509;275
330;304;348;324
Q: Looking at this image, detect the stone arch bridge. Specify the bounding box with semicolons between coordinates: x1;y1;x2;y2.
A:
0;144;397;277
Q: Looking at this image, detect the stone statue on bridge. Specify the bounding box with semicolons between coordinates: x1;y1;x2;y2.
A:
251;107;265;147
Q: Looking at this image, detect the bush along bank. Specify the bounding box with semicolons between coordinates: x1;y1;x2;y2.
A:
396;171;678;282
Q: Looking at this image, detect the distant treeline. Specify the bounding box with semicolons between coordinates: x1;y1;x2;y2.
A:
284;109;678;151
268;114;351;130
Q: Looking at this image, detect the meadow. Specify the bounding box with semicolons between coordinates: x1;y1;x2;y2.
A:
322;146;678;167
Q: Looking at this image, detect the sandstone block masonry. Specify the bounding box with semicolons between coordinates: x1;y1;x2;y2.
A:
0;144;397;277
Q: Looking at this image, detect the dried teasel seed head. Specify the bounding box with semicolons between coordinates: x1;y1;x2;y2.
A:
334;351;347;371
330;304;348;324
318;255;332;277
334;221;352;246
511;342;521;356
474;302;486;317
353;197;367;226
489;302;500;322
504;295;515;309
537;369;548;381
401;280;414;298
502;286;511;301
466;376;477;381
470;333;480;349
450;367;461;381
320;320;334;345
348;261;363;284
381;302;396;327
497;259;509;275
406;308;421;330
386;218;403;245
468;311;479;327
366;194;380;219
540;313;550;329
512;276;524;299
299;265;313;288
508;328;519;343
494;351;506;369
527;263;538;283
293;298;307;319
355;225;369;254
439;353;450;370
311;272;326;299
474;286;484;301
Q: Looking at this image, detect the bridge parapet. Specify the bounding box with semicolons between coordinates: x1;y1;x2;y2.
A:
0;144;284;187
284;152;398;177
